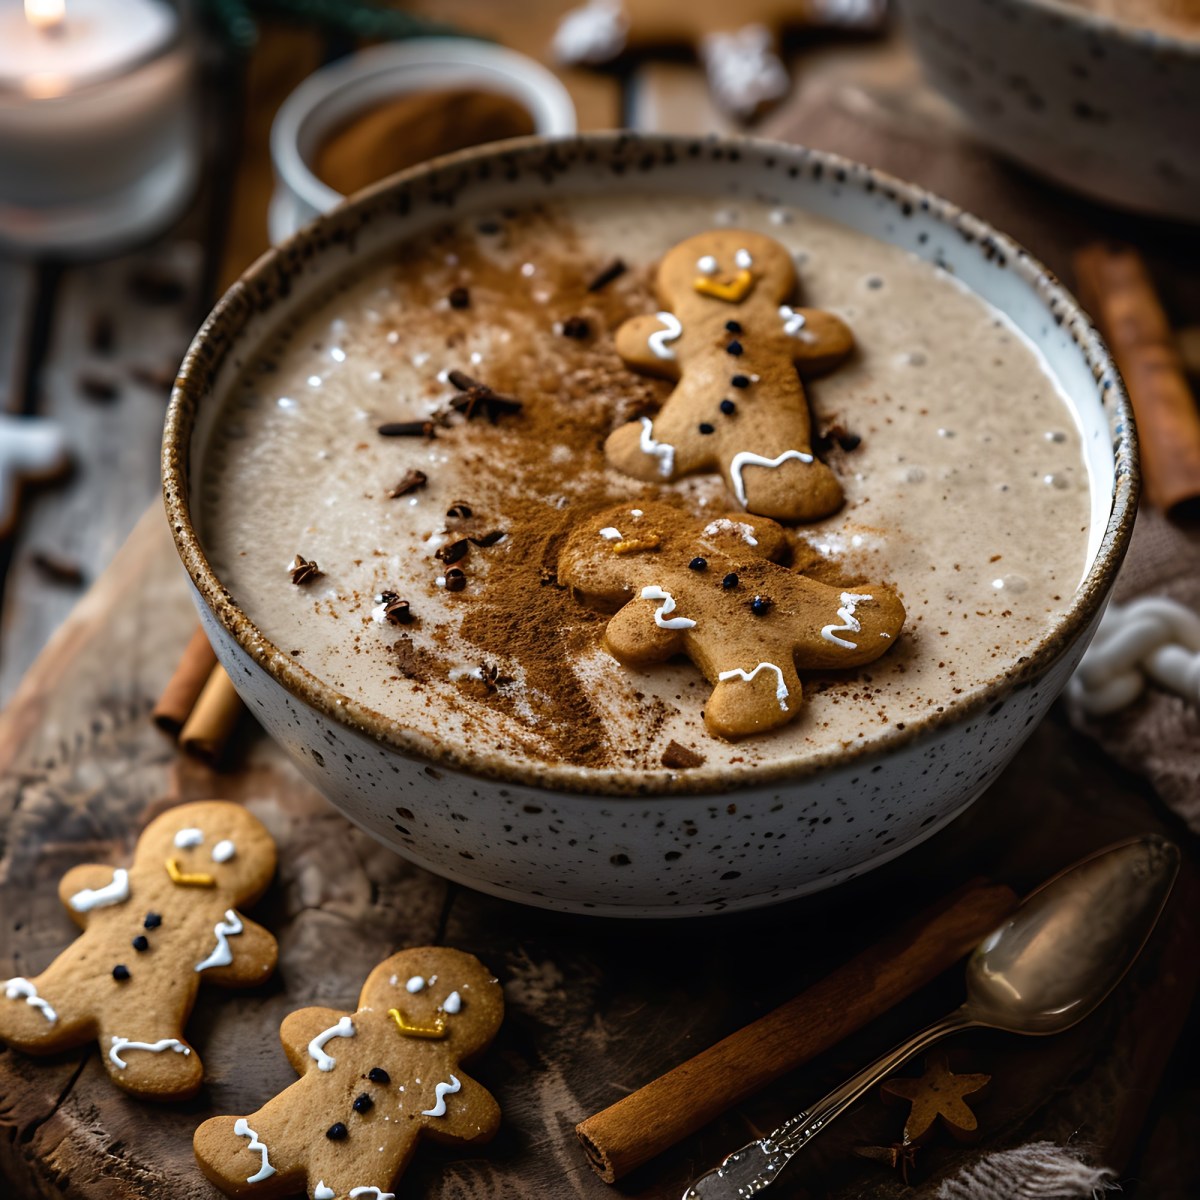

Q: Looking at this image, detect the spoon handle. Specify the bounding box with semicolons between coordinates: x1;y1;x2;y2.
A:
682;1008;976;1199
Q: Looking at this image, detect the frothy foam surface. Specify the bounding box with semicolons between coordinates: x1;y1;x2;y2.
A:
198;196;1091;785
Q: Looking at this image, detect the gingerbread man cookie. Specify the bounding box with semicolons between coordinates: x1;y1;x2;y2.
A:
194;947;503;1200
559;501;905;738
607;229;853;524
0;801;277;1100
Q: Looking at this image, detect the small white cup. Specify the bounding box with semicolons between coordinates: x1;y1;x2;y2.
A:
268;39;577;244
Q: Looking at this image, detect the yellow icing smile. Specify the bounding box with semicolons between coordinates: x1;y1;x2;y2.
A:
388;1007;447;1040
165;857;216;887
693;268;754;302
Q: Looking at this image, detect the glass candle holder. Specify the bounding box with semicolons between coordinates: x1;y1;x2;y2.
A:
0;0;199;256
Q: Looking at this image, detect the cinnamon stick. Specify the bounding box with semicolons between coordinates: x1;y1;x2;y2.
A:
1074;242;1200;515
178;665;243;766
152;626;217;735
575;879;1017;1183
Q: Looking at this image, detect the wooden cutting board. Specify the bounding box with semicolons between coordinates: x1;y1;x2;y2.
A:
1;504;1197;1200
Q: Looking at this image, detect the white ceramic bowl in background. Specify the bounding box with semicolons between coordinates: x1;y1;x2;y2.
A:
899;0;1200;223
165;134;1137;918
267;39;577;244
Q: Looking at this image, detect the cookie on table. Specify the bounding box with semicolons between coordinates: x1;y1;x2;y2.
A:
0;800;277;1100
606;229;854;524
559;501;905;738
194;947;503;1200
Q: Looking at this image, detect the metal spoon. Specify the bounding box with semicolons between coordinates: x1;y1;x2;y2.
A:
683;835;1180;1199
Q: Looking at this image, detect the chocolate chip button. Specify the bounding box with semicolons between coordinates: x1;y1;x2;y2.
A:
326;1122;348;1141
731;374;750;388
698;422;714;435
368;1067;391;1085
722;573;739;589
726;340;743;356
353;1092;374;1114
143;912;162;929
751;596;772;615
725;320;742;334
112;965;131;981
720;399;736;415
132;935;150;952
689;557;707;571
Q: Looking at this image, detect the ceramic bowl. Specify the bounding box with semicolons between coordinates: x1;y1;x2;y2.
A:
267;39;576;244
164;134;1137;918
900;0;1200;223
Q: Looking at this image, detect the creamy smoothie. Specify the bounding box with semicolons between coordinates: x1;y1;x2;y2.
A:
198;195;1091;783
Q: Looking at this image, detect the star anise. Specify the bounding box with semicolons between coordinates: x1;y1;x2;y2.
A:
289;554;323;585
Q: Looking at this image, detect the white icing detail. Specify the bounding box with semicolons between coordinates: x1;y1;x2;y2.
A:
640;586;697;631
108;1035;190;1069
696;254;718;275
647;311;682;360
821;592;874;649
195;909;244;972
4;977;57;1024
630;509;643;517
1069;595;1200;717
69;867;130;913
211;839;235;863
598;527;622;540
638;418;675;478
233;1118;276;1184
405;975;425;993
443;990;462;1014
718;663;790;711
349;1189;395;1200
422;1074;462;1117
779;304;807;336
728;450;814;507
174;828;204;848
702;518;758;546
734;248;753;270
552;0;629;65
308;1015;355;1071
700;25;789;120
314;1184;336;1200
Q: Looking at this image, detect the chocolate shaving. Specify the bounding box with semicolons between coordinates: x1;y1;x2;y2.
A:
443;567;467;592
378;420;437;438
446;502;473;520
30;549;85;587
289;554;323;585
377;592;414;626
79;372;119;403
469;530;506;548
561;315;590;339
436;539;470;564
388;469;428;498
587;258;626;292
448;286;470;309
445;370;523;423
661;740;705;769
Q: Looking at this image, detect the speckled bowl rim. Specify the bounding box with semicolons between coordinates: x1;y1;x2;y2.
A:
1018;0;1200;54
163;131;1139;797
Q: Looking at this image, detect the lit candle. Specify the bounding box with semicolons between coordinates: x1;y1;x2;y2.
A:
0;0;197;254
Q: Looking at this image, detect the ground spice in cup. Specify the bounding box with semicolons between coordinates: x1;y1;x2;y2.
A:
314;89;537;197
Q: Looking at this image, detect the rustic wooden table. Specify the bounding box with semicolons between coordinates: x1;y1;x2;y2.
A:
2;9;1199;1199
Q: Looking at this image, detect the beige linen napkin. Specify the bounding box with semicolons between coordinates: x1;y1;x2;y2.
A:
1069;507;1200;833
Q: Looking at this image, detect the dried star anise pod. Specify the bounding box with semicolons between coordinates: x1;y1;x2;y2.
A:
289;554;323;585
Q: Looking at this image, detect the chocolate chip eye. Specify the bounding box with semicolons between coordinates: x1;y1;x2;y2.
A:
731;374;750;389
132;935;149;952
698;423;714;435
112;965;131;981
722;573;739;589
353;1092;374;1114
725;320;742;334
689;557;708;571
751;596;772;616
726;340;743;357
326;1122;348;1141
368;1067;391;1085
144;912;162;929
720;399;736;415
